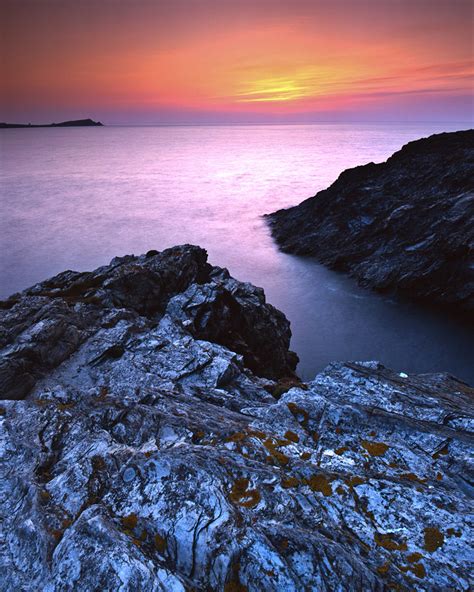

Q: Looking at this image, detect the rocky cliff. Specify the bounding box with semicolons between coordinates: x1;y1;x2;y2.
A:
1;246;472;591
267;130;474;313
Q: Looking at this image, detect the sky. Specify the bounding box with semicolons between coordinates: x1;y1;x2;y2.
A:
1;0;473;124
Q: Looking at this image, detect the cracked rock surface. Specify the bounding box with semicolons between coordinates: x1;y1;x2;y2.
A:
267;130;474;313
1;245;472;591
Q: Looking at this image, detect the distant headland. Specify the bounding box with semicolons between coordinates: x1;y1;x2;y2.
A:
267;129;474;314
0;118;103;129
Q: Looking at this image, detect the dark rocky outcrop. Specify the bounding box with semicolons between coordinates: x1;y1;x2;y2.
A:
1;246;472;591
267;130;474;314
0;118;103;128
0;245;297;400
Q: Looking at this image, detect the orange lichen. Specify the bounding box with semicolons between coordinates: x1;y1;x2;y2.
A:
400;473;426;484
229;478;261;508
154;533;166;552
300;451;311;460
436;472;443;481
39;490;51;503
447;528;461;537
281;476;299;489
346;475;365;487
376;562;390;575
224;581;248;592
51;529;63;542
263;438;290;466
432;445;449;459
96;386;109;401
57;402;75;411
410;563;426;579
34;399;52;407
91;455;106;471
361;440;389;456
121;514;138;530
246;428;266;439
374;533;408;551
284;430;299;443
225;432;247;443
423;527;444;552
335;446;348;455
306;474;332;496
400;563;426;579
406;552;423;563
271;378;308;400
286;402;309;427
224;560;248;592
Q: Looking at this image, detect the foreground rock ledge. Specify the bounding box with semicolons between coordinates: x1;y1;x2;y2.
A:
267;130;474;314
0;246;472;591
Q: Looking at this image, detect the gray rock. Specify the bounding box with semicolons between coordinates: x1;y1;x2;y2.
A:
0;246;472;591
0;245;297;402
266;130;474;313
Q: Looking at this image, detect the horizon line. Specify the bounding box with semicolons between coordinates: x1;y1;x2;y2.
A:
3;119;472;128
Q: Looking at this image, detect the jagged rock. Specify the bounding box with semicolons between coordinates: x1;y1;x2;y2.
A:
0;245;297;401
0;246;472;591
267;130;474;313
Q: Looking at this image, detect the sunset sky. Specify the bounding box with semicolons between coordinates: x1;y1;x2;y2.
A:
1;0;472;124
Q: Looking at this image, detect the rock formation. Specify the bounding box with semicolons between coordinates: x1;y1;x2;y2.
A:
267;130;474;314
1;245;472;591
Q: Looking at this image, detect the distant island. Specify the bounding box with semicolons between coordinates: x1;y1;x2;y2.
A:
0;118;103;129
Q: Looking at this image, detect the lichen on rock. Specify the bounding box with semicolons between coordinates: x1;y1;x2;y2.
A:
0;245;472;591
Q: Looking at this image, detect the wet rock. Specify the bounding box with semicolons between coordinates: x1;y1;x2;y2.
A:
0;247;472;590
267;130;474;314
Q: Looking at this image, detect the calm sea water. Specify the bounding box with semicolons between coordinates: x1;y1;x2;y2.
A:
1;123;473;382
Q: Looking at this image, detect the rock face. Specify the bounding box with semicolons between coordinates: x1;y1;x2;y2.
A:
0;245;472;591
267;130;474;313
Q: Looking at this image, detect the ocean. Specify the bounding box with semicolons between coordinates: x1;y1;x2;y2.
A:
1;122;472;382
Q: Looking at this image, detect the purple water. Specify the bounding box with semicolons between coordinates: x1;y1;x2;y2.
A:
1;123;473;382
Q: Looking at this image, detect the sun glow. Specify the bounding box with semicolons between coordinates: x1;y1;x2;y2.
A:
1;0;472;122
236;76;315;102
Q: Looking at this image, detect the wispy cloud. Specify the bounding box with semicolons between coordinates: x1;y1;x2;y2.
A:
231;59;473;105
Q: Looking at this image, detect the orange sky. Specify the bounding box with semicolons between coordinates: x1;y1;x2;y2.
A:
1;0;472;123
